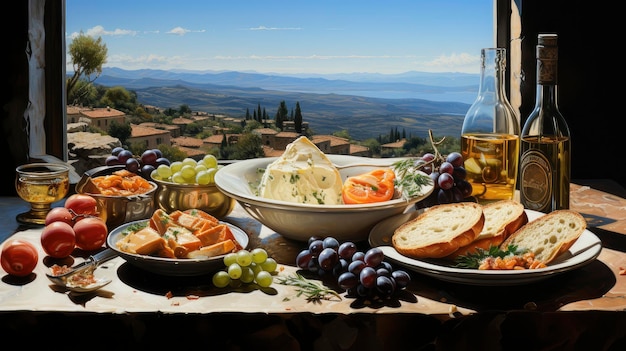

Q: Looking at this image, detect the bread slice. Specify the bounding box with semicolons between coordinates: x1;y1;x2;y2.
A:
499;210;587;264
446;200;528;259
392;202;485;259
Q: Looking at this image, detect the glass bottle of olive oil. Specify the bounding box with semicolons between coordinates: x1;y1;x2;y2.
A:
461;48;520;204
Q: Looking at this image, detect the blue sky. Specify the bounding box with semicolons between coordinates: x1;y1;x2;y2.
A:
66;0;494;75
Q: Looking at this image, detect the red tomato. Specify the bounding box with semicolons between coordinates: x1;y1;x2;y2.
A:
73;217;108;251
1;239;39;277
41;221;76;258
342;169;396;204
45;206;74;226
64;194;98;220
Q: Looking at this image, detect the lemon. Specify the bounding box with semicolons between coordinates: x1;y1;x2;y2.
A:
464;158;482;174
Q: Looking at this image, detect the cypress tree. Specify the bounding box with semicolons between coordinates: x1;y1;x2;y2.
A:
294;101;303;133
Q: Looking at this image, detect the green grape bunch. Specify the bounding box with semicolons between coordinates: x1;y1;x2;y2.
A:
151;154;221;185
212;248;278;289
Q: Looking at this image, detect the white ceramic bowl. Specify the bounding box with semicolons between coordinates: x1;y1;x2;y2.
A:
215;155;433;242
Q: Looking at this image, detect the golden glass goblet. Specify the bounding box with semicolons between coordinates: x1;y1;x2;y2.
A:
15;163;71;225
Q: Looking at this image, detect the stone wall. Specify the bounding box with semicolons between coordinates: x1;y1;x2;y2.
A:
67;122;122;175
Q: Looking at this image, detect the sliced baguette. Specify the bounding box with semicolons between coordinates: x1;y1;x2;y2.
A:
446;200;528;259
392;202;485;259
499;210;587;264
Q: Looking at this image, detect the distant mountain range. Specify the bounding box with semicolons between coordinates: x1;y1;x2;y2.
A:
96;67;479;140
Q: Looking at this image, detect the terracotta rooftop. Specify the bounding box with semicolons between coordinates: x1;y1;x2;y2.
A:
171;117;194;125
175;145;206;158
131;124;170;137
349;144;369;153
253;128;278;135
382;139;407;148
275;131;301;138
79;107;125;118
203;134;227;144
139;122;179;131
66;106;86;115
311;134;350;146
172;136;203;148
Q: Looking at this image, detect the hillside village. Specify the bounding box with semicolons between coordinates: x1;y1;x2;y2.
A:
67;105;408;163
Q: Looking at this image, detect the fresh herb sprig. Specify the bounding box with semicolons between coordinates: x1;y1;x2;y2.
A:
276;273;342;304
453;245;526;269
393;129;449;199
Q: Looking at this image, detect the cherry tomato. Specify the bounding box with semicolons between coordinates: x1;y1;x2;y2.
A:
1;239;39;277
64;194;98;221
73;217;108;251
41;221;76;258
45;206;74;226
342;169;396;204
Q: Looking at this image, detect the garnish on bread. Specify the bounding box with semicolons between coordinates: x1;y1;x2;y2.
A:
454;209;587;269
446;200;528;260
498;209;587;264
391;202;485;259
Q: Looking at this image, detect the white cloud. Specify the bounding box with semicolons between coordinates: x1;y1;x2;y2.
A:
167;27;190;35
249;26;301;31
167;27;206;35
69;25;138;39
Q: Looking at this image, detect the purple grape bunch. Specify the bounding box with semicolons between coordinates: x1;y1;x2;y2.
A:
417;151;474;208
295;236;411;300
105;146;171;179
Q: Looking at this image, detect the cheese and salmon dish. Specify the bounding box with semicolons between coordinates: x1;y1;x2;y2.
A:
257;136;344;205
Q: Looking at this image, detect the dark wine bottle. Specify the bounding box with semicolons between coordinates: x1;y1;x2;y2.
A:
519;34;570;212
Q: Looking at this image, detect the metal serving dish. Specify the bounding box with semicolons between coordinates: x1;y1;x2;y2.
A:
75;165;157;229
151;177;236;219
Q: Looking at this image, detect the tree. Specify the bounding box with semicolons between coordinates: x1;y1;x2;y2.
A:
179;104;192;115
67;79;98;106
66;32;108;102
134;106;152;121
275;100;288;130
100;86;132;111
361;138;381;155
231;133;264;159
108;121;131;145
333;129;351;140
256;104;262;123
157;144;188;162
294;102;303;133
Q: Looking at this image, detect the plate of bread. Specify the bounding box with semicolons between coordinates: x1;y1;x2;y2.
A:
369;200;602;286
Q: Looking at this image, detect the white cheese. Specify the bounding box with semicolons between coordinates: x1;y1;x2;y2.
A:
258;136;343;205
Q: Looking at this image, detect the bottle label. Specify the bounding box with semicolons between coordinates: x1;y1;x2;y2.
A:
519;150;552;211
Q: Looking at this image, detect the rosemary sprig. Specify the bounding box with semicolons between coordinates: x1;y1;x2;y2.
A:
276;273;342;303
453;245;526;269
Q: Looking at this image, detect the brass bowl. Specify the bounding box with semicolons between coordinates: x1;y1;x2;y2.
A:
151;177;236;219
75;165;157;229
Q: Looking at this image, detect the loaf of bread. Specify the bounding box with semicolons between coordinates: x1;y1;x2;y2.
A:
391;202;484;259
446;200;528;259
499;209;587;264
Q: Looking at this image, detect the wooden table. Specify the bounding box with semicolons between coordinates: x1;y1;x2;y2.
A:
1;181;626;350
